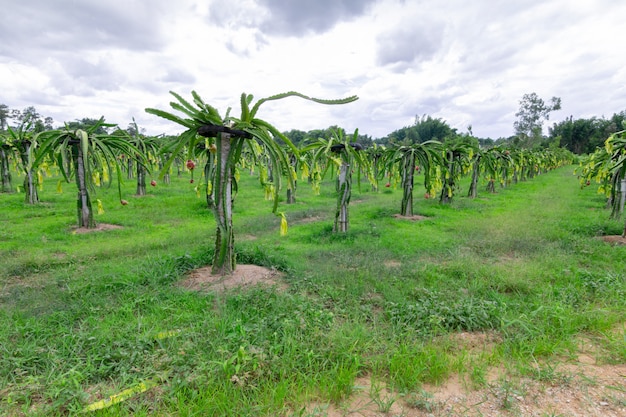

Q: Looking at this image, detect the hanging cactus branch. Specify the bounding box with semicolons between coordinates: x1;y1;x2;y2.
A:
146;90;358;274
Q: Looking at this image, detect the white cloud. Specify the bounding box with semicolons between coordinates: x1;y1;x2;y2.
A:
1;0;625;140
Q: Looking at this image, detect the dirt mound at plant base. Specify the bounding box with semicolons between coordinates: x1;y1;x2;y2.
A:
177;264;285;292
71;223;123;234
392;214;428;221
600;235;626;245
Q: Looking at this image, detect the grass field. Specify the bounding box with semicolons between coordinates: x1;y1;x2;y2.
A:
1;166;625;416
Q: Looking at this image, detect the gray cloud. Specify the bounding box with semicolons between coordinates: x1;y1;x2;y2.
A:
0;0;170;61
3;0;626;140
54;56;121;95
257;0;377;35
376;23;445;69
208;0;377;37
18;90;63;107
160;68;197;84
224;34;269;57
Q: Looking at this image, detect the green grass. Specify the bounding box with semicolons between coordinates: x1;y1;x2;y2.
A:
1;166;625;416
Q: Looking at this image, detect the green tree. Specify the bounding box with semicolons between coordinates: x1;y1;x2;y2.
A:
0;104;10;131
0;132;13;192
10;106;53;132
364;143;386;191
514;93;561;147
382;115;454;146
550;116;593;154
6;123;44;203
468;146;512;197
439;139;476;204
330;135;366;233
550;114;625;154
65;118;110;134
301;129;370;232
608;110;626;133
604;131;626;228
36;119;143;228
124;119;158;196
146;90;357;275
579;131;626;235
385;141;441;216
283;129;307;147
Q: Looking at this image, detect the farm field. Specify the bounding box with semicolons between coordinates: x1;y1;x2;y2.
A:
1;166;625;416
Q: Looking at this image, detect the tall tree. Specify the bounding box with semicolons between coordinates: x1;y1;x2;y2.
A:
514;93;561;148
609;110;626;133
283;129;307;146
383;115;455;146
550;112;626;154
549;116;600;154
66;118;110;134
10;106;53;132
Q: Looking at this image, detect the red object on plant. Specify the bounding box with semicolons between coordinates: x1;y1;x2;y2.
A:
150;180;157;187
385;182;391;188
190;179;194;184
120;199;128;205
186;159;196;170
586;180;591;186
424;193;430;199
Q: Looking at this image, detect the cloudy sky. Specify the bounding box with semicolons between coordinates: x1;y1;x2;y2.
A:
1;0;624;140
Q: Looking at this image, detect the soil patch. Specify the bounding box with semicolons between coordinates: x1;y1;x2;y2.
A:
0;273;51;296
393;214;428;221
438;331;503;353
299;363;626;417
71;224;123;234
177;264;285;292
298;330;626;417
384;260;402;268
293;215;323;224
600;235;626;245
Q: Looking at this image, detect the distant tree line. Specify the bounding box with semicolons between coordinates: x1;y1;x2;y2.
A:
283;125;373;148
548;112;626;155
0;104;127;135
0;105;54;132
0;104;166;141
282;109;625;156
3;97;625;157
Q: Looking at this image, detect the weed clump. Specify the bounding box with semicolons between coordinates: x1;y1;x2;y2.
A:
385;288;502;335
